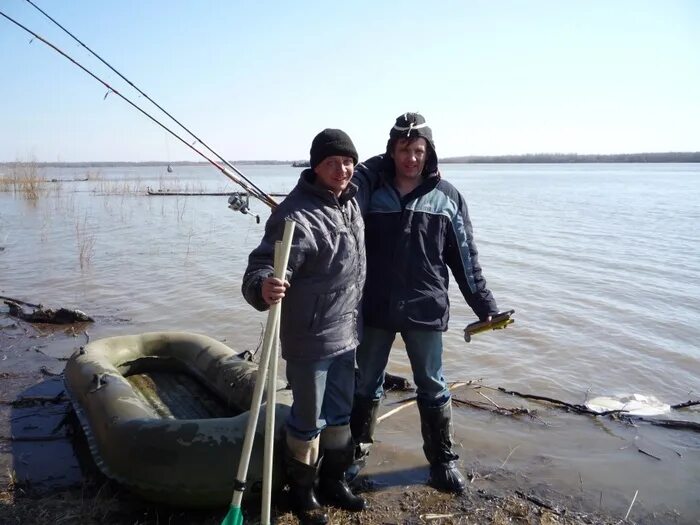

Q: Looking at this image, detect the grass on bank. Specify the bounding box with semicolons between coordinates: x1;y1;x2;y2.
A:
0;478;628;525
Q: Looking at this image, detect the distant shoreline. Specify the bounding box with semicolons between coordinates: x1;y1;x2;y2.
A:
1;151;699;167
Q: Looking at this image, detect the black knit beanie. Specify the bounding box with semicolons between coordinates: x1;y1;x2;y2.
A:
310;128;358;168
388;112;434;149
385;112;438;175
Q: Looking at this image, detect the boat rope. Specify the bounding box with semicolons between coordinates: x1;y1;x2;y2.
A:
0;8;277;210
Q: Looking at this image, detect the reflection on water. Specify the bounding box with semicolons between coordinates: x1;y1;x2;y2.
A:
1;163;699;520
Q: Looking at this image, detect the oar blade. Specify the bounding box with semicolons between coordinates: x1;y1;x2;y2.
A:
221;505;244;525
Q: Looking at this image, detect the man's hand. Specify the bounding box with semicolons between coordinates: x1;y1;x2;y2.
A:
261;276;289;305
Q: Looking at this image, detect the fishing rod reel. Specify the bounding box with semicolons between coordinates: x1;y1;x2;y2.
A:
228;192;260;223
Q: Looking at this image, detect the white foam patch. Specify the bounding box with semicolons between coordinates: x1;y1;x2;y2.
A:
585;393;671;416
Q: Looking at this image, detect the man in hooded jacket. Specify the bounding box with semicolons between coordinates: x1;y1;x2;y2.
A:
349;112;500;493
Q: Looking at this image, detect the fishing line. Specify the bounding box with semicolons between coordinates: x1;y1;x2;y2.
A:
0;8;277;209
24;0;273;206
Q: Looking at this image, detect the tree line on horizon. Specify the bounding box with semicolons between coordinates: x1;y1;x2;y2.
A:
440;152;700;163
2;151;699;168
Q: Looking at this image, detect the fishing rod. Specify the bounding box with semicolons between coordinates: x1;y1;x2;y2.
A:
23;0;275;209
0;9;277;210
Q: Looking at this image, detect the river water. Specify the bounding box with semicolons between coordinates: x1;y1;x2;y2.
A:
1;163;699;523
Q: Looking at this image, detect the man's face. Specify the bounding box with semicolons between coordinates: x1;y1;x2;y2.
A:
392;138;427;180
313;155;355;196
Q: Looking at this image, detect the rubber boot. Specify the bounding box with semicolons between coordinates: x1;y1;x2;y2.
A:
319;425;367;511
284;433;328;525
417;398;467;493
346;396;381;483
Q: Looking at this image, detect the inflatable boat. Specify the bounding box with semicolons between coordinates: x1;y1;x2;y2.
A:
64;331;291;508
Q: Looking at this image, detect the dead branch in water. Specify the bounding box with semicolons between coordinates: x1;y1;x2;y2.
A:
671;400;700;409
377;382;469;423
3;300;93;324
495;387;625;416
628;417;700;432
452;396;542;422
0;296;42;309
491;386;700;433
515;490;562;515
637;448;661;461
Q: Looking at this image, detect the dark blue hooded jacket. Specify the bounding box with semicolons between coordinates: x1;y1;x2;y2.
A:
354;144;498;332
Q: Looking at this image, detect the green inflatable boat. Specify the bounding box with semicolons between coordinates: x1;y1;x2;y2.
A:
64;331;292;508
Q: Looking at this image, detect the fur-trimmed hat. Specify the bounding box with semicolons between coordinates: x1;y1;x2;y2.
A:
309;128;358;168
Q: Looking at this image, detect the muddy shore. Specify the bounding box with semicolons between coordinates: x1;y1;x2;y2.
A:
0;313;692;524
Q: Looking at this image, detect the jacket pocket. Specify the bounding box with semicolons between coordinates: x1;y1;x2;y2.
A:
309;287;357;332
403;291;448;325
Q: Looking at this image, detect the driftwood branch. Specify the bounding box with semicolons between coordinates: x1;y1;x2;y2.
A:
3;300;93;324
515;490;561;515
452;396;542;422
373;375;698;434
0;295;42;309
495;387;626;416
671;400;700;410
637;448;661;461
493;386;700;433
628;417;700;432
377;382;468;423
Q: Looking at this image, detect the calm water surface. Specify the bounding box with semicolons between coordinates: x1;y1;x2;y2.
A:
1;163;699;522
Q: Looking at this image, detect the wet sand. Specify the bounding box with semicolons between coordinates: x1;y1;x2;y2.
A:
1;314;696;524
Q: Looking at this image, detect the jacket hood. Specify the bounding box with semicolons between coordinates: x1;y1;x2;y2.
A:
383;112;438;177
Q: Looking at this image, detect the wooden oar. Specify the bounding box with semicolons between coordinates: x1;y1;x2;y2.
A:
221;219;295;525
260;240;285;525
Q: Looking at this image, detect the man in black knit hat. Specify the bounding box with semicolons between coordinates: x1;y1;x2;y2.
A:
243;129;368;524
348;112;500;494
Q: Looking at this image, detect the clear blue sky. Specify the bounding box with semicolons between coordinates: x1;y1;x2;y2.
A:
1;0;699;162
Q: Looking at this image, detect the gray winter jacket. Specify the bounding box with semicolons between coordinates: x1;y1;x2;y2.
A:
242;169;366;362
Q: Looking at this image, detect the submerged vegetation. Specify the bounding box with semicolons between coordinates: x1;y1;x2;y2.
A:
92;179;143;195
75;213;96;269
0;163;222;271
0;161;46;200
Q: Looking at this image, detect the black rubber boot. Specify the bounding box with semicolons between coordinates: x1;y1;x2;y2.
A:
346;396;381;483
318;444;367;511
284;448;328;525
417;398;467;494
